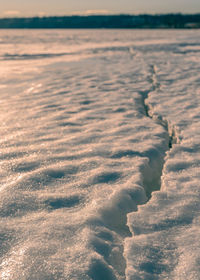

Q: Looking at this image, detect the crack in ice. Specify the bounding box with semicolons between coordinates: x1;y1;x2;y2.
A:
99;64;181;279
139;64;179;197
87;63;182;280
122;64;181;278
102;64;181;279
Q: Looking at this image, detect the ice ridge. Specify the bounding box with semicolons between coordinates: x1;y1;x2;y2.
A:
92;64;181;279
79;63;180;279
102;64;181;279
140;64;179;196
123;63;183;279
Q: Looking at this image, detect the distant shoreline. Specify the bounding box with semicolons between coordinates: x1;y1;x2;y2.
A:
0;14;200;29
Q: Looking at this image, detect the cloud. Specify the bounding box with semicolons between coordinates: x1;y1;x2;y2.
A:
38;12;47;17
85;10;111;15
71;9;111;15
3;10;20;16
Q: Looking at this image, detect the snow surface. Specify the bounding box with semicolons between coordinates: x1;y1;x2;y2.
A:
0;29;200;280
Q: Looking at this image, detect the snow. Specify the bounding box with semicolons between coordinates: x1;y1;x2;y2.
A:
0;29;200;280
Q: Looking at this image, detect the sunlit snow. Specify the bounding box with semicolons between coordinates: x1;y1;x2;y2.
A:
0;29;200;280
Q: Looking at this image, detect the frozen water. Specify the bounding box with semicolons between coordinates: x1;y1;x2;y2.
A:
0;29;200;280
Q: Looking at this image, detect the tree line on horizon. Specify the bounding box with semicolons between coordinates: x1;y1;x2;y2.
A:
0;14;200;28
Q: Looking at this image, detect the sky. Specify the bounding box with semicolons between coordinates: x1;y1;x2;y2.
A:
0;0;200;17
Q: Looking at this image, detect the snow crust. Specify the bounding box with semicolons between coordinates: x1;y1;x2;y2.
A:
0;29;200;280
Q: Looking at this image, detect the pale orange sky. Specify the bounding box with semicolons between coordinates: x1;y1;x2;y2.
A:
1;0;200;17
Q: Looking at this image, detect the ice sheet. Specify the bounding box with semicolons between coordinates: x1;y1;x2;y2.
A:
0;29;199;280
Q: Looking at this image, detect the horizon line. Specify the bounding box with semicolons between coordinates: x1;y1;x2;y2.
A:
1;12;200;19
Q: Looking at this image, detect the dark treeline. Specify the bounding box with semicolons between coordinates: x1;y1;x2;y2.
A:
0;14;200;29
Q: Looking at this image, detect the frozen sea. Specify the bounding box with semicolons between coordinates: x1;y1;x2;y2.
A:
0;29;200;280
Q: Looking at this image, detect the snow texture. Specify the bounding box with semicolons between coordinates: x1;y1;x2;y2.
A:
0;29;200;280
